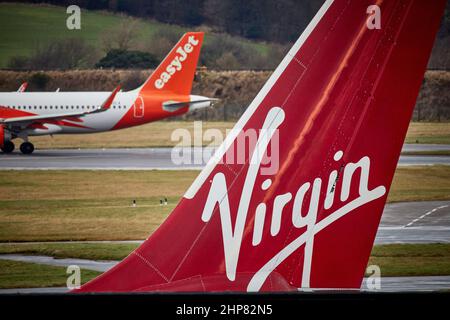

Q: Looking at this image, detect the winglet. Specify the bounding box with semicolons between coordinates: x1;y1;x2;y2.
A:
17;82;28;93
98;85;121;111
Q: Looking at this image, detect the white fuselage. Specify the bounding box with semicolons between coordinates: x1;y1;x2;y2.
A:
0;89;140;135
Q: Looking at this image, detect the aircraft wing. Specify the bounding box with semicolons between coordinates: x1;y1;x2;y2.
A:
0;85;120;124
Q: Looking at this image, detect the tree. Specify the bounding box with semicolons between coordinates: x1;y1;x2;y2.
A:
29;72;51;90
101;19;140;51
95;49;159;69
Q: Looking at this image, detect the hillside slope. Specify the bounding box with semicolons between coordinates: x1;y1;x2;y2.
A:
0;3;278;68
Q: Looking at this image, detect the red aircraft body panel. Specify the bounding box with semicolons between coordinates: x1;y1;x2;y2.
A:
75;0;446;292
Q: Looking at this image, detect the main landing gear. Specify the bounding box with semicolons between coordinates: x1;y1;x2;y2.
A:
0;141;35;154
1;140;15;153
20;142;34;154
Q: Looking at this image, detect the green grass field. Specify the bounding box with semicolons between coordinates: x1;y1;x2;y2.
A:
0;170;197;241
0;3;271;68
388;165;450;203
0;243;448;288
0;242;138;261
405;122;450;144
0;166;449;241
0;259;100;289
368;244;450;277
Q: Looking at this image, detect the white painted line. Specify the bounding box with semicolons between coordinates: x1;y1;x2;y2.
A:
404;205;449;228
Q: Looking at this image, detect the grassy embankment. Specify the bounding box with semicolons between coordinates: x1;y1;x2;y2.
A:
0;3;271;68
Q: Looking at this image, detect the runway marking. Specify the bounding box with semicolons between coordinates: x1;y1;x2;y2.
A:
380;226;450;230
403;205;449;228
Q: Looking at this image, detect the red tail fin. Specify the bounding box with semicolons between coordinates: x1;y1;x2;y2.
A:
76;0;445;292
139;32;204;95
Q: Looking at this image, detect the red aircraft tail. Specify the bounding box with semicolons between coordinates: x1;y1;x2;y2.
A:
76;0;446;292
139;32;204;96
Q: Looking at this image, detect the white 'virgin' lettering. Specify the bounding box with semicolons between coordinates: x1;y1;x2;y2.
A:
200;107;386;291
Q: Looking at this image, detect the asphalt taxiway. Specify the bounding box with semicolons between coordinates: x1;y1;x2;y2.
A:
375;200;450;244
401;144;450;152
0;144;449;170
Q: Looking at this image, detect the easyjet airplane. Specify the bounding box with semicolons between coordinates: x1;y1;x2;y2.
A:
75;0;445;292
0;32;214;154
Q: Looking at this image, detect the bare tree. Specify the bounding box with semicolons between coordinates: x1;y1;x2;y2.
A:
101;18;140;51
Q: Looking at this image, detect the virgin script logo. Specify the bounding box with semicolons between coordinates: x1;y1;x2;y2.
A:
200;107;387;291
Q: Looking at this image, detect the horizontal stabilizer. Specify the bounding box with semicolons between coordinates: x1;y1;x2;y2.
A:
162;97;219;112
